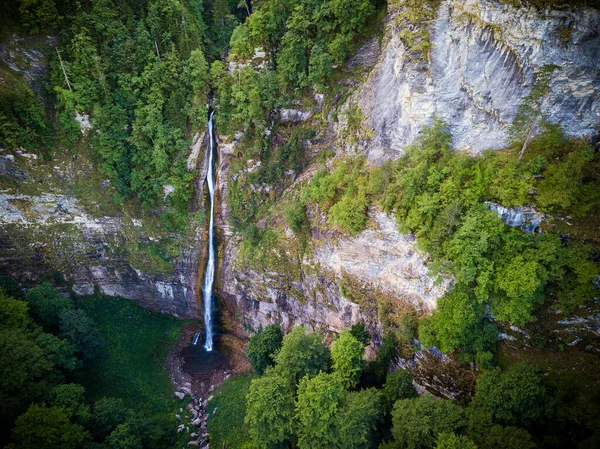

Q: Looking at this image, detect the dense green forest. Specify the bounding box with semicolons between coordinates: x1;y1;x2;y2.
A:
208;324;600;448
1;0;246;231
0;278;185;449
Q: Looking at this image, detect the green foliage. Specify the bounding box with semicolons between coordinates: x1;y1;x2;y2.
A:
335;388;381;449
59;308;104;363
92;397;129;438
17;0;60;33
296;372;345;449
307;157;373;235
380;369;418;414
349;322;371;346
0;291;31;330
509;65;560;158
341;102;374;146
106;423;143;449
225;0;377;93
435;432;477;449
8;404;89;449
418;289;498;362
207;373;255;449
284;201;309;234
240;326;387;448
331;330;365;389
274;326;329;388
0;74;51;152
245;373;295;448
25;282;74;330
470;363;547;427
246;324;283;375
49;384;92;425
390;395;466;449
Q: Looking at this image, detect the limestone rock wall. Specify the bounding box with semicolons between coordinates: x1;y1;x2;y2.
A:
354;0;600;162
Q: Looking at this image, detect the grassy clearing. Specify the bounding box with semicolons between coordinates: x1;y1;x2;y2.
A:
207;373;256;449
75;294;183;414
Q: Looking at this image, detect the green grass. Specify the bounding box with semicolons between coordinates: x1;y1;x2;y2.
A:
76;294;183;414
207;373;256;449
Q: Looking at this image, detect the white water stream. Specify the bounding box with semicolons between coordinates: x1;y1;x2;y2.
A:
200;111;216;351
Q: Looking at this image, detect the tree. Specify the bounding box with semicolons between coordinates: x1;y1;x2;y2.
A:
17;0;60;33
331;330;365;390
330;0;374;34
0;329;51;392
274;327;329;388
106;423;142;449
245;373;295;448
9;404;89;449
380;370;418;414
349;323;371;347
35;332;78;374
509;64;560;160
59;308;104;362
470;364;547;427
284;201;309;234
335;388;381;449
93;397;130;438
435;432;477;449
390;395;466;449
0;291;31;330
247;324;283;375
50;384;92;425
25;283;73;330
296;372;344;449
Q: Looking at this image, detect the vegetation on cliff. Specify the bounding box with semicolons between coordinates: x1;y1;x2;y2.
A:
305;120;598;361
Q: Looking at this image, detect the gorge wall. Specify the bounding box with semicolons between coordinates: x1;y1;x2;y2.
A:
0;138;208;318
2;0;599;334
352;0;600;162
216;0;600;341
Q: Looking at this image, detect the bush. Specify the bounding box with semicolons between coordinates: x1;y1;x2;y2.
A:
284;202;309;234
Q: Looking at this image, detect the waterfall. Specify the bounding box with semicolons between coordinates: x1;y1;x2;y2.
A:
202;111;216;352
192;332;201;345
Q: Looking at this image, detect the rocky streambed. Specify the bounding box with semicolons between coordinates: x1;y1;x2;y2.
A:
166;323;250;448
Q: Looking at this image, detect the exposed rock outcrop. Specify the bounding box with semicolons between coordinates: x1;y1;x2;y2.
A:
353;0;600;162
0;188;204;318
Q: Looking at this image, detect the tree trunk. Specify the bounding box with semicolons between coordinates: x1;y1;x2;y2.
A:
55;48;72;91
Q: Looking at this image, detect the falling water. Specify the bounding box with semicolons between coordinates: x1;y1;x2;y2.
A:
192;332;201;345
202;111;216;351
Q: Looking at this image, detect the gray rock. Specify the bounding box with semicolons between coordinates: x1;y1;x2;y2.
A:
174;391;186;400
280;109;312;122
352;0;600;163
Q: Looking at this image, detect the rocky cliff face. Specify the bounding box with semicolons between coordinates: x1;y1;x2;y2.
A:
354;0;600;162
216;0;600;342
0;34;211;318
215;130;449;341
0;140;208;318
